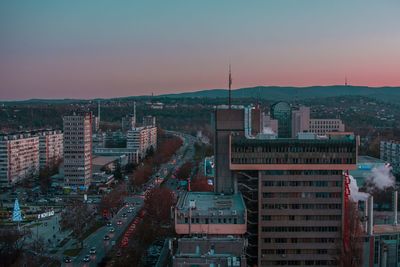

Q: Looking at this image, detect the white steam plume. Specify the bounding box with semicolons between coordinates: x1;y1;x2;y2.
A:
366;165;395;190
348;164;395;202
349;174;369;202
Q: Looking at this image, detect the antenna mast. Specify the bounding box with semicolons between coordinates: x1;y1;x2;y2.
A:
228;64;232;109
98;100;101;123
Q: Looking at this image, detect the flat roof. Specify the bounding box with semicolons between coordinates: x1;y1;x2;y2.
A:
358;156;386;164
92;156;120;166
176;192;246;216
373;224;400;235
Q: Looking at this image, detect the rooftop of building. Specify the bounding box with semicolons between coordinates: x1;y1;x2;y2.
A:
373;224;400;235
92;155;121;166
231;132;356;145
358;156;386;164
0;129;62;139
176;192;246;216
174;236;246;258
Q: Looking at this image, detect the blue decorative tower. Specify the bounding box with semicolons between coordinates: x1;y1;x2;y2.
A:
12;198;23;224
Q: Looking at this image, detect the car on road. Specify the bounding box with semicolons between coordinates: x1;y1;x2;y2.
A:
82;255;90;262
107;221;112;227
104;235;111;240
89;247;96;254
64;256;72;263
122;213;127;218
116;250;122;257
117;220;123;225
109;227;115;233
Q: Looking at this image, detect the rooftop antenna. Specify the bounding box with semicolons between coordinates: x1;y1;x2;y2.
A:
133;101;137;125
228;64;232;109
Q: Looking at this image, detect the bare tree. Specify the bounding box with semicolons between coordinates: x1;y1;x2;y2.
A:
337;201;364;267
0;227;31;267
60;200;92;248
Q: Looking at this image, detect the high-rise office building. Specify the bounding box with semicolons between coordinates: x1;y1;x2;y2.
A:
270;102;292;138
381;140;400;176
63;112;92;188
214;106;358;266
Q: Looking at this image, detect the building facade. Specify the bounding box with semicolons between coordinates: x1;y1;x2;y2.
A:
309;119;345;135
122;114;136;132
39;130;63;169
380;140;400;176
0;133;40;187
214;106;358;266
126;126;157;157
173;191;248;267
143;115;156;127
291;106;310;137
63;112;92;188
270;102;292;138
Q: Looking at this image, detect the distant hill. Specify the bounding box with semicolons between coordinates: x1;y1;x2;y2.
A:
2;85;400;104
161;85;400;103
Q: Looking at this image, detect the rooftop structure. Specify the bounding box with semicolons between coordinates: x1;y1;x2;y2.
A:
175;192;247;235
172;236;247;267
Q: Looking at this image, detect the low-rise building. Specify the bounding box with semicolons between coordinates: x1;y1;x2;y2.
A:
172;192;248;266
309;118;345;135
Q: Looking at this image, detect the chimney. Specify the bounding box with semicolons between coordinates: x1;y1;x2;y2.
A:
394;190;398;225
368;196;374;236
364;199;369;232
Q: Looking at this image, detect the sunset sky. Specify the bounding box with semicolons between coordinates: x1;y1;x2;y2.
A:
1;0;400;100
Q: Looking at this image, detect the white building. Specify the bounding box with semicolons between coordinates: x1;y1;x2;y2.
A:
63;112;92;188
309;119;345;135
0;133;40;187
39;130;63;169
126;126;157;157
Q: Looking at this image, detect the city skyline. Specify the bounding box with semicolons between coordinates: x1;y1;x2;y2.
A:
1;0;400;100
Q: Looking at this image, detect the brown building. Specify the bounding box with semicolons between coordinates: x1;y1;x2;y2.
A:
214;106;358;266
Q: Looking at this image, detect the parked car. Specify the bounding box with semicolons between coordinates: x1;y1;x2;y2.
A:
89;247;96;254
104;235;110;240
82;255;90;262
64;256;72;263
